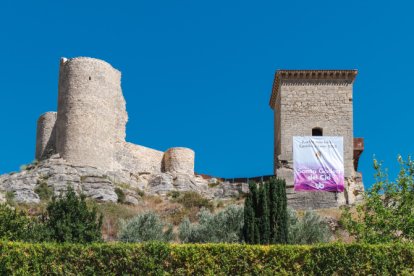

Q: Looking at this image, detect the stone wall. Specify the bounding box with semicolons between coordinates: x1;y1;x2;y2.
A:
114;142;164;174
35;112;57;160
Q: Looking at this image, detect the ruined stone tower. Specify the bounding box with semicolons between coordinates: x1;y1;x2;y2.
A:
35;57;195;176
55;57;127;171
269;70;364;208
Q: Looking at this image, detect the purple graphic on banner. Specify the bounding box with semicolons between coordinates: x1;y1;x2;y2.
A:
293;137;344;192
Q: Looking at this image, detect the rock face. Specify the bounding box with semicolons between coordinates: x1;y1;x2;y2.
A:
0;155;220;204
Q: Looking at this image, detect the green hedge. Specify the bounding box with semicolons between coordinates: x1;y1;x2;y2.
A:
0;242;413;275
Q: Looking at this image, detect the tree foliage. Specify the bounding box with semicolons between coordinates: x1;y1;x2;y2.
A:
341;156;414;243
0;187;103;243
44;187;103;243
243;178;288;244
118;212;174;242
0;205;32;241
178;205;244;243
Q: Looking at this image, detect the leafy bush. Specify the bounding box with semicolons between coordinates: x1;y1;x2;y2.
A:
179;205;244;243
287;208;332;244
0;205;32;241
174;191;214;212
0;242;413;274
118;212;174;242
341;156;414;243
43;187;103;243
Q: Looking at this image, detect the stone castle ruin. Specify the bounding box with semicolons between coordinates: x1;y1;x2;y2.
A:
0;57;364;208
36;57;194;176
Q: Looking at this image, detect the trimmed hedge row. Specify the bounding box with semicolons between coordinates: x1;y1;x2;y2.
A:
0;242;414;275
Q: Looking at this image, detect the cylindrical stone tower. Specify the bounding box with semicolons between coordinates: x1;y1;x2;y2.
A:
35;112;57;160
55;57;127;171
163;147;195;175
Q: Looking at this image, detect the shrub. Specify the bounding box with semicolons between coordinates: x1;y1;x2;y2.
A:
287;208;332;244
5;192;15;204
136;188;145;197
167;191;181;199
341;156;414;243
43;187;103;243
0;205;32;241
118;212;174;242
179;205;244;243
35;179;53;201
114;187;125;203
0;243;413;274
174;191;214;211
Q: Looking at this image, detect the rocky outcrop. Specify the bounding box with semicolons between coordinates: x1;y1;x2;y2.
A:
0;155;226;204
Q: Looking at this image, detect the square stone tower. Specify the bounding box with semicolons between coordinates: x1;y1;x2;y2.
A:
269;70;363;208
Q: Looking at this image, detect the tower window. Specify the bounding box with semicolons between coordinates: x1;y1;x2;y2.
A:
312;127;323;136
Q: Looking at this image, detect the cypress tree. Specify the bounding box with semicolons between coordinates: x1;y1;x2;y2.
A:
243;193;255;244
268;178;279;243
249;182;260;244
259;182;270;244
278;179;288;244
249;182;261;244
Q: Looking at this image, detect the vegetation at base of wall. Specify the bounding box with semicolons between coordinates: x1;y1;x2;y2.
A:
118;212;174;242
0;242;413;275
178;205;244;243
341;156;414;243
243;178;288;244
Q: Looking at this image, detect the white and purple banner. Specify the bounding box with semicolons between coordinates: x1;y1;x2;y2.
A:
293;136;344;192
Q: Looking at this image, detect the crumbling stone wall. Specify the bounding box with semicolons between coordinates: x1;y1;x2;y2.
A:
114;142;164;174
35;112;57;160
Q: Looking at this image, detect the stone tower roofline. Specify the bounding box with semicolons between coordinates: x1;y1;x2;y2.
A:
60;57;121;76
269;69;358;109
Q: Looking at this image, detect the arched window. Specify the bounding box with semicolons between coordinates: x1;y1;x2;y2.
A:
312;127;323;136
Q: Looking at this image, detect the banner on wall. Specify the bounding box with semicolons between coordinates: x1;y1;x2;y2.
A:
293;136;344;192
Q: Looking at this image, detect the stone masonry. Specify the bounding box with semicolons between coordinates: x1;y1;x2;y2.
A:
270;70;364;208
37;57;193;176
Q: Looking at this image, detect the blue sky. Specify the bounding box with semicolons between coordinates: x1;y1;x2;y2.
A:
0;0;412;189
